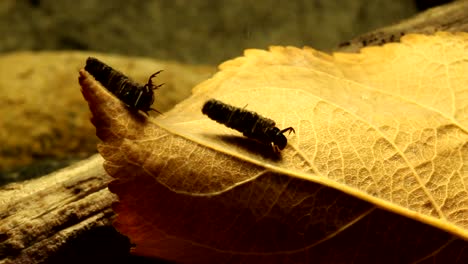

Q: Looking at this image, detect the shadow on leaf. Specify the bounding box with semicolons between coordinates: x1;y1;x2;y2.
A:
213;134;282;161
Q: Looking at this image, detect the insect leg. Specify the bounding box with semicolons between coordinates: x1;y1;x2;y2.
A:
153;83;164;90
146;70;164;89
272;143;281;153
149;70;163;79
149;108;163;115
280;127;295;135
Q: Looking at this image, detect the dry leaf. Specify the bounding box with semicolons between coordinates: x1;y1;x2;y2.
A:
80;32;468;263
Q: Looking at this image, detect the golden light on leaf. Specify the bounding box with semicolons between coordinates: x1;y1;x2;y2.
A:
80;32;468;263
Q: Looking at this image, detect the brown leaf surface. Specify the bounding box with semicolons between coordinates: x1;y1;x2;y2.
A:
80;32;468;263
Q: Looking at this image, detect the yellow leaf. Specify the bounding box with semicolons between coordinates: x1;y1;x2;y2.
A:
80;32;468;263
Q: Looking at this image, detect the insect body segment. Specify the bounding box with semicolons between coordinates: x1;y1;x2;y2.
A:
202;99;295;151
84;57;163;116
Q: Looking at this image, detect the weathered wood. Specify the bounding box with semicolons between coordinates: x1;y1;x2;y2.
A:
338;0;468;52
1;1;468;263
0;155;116;264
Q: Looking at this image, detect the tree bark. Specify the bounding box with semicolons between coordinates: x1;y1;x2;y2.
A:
0;155;118;264
1;1;468;263
338;0;468;52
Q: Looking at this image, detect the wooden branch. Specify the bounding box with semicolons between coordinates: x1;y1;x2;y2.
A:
338;0;468;52
1;1;468;263
0;155;116;264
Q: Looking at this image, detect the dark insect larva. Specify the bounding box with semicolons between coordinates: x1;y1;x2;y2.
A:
84;57;163;115
202;99;295;152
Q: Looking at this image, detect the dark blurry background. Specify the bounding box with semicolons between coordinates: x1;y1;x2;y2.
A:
0;0;453;65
